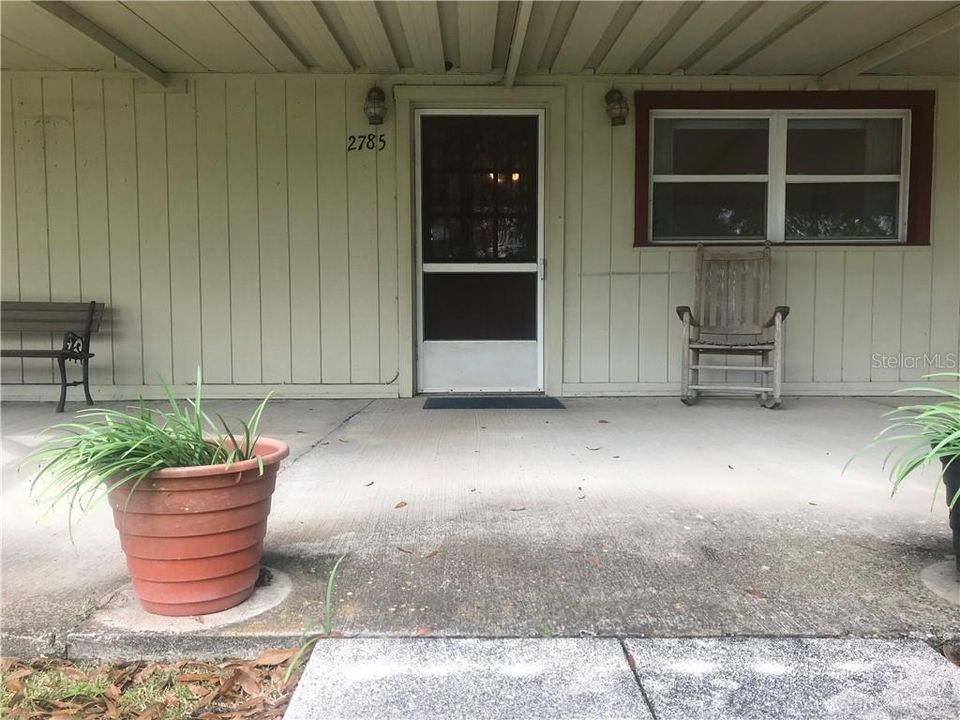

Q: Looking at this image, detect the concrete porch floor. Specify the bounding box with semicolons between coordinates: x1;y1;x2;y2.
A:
1;395;958;658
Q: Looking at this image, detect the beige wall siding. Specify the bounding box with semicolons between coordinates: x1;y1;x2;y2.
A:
1;73;957;398
1;75;400;394
560;76;960;394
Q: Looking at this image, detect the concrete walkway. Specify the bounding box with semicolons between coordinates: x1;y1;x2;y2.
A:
284;637;960;720
2;396;958;659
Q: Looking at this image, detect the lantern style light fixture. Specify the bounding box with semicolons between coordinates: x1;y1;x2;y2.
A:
364;86;387;125
605;89;628;126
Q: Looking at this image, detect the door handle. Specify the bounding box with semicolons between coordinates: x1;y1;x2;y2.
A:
539;258;547;280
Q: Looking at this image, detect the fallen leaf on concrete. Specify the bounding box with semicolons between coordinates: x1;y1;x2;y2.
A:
586;446;600;451
338;438;349;443
424;549;440;559
744;587;767;599
727;464;734;469
510;507;527;512
413;626;433;637
626;653;637;671
394;501;407;509
396;546;413;554
253;648;297;667
598;420;609;424
363;481;374;487
808;501;818;506
943;643;960;667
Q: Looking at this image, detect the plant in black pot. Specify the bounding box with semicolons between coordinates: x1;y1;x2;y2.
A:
856;373;960;571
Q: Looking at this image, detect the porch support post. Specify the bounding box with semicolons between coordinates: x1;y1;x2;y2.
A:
34;1;170;90
504;0;533;88
820;6;960;89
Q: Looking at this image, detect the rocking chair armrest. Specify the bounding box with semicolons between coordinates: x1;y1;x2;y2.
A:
764;306;791;327
675;306;700;326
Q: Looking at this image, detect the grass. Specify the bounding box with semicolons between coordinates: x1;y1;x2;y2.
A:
284;554;347;682
12;666;109;707
1;656;298;719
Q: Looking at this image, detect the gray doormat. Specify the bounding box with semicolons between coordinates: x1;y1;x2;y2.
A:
423;396;565;409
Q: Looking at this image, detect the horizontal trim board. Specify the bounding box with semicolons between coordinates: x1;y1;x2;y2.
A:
0;384;400;402
562;381;959;397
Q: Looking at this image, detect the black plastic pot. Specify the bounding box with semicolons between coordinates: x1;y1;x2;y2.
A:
941;455;960;571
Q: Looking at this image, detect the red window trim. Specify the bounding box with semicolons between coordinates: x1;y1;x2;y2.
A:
634;90;936;247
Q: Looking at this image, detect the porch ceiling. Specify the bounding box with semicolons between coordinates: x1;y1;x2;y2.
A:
0;1;958;87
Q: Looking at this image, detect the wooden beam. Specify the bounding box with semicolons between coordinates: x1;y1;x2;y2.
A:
504;0;533;87
211;1;307;72
396;1;445;73
820;6;960;88
33;1;169;88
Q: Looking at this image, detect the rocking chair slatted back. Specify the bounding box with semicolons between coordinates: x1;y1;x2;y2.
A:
694;246;771;335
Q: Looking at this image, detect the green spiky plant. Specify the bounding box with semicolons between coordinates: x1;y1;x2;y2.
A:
26;368;271;531
852;373;960;508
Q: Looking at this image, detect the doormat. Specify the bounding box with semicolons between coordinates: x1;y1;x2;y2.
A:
423;396;565;410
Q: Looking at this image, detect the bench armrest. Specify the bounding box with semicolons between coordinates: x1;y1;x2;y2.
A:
764;306;790;328
675;306;700;327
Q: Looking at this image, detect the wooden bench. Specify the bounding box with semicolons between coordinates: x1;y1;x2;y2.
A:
1;301;105;412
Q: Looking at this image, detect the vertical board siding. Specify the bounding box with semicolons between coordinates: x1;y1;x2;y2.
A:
225;78;261;383
1;77;23;383
103;78;143;385
1;75;957;396
285;76;322;384
563;77;959;392
165;85;202;385
73;77;114;385
1;76;400;392
345;76;381;384
135;91;173;384
255;77;291;384
12;77;53;382
196;78;233;383
316;77;351;384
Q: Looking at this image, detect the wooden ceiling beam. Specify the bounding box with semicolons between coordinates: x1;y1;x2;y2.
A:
820;6;960;88
504;0;533;87
33;1;169;88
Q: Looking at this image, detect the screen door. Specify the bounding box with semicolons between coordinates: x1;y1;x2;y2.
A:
416;111;543;393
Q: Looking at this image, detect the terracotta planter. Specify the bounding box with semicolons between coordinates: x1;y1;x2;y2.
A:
107;438;289;616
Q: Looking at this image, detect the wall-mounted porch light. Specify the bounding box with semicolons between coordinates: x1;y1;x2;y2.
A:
364;86;387;125
605;89;628;126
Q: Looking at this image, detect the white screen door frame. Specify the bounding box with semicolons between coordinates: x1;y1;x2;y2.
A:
415;108;545;393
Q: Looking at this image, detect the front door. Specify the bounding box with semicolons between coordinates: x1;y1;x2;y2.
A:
416;111;543;393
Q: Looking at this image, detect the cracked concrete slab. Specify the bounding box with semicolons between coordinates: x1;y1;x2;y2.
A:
625;638;960;720
3;397;959;658
284;638;652;720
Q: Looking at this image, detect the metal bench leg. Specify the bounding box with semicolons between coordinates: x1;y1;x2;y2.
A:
82;357;94;405
56;356;68;413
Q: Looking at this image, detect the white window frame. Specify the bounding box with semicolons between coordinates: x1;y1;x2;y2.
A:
649;109;911;245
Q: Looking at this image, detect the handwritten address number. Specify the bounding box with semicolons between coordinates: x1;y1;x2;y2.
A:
347;133;386;151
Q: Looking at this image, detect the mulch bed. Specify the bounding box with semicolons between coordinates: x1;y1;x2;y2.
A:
1;648;302;720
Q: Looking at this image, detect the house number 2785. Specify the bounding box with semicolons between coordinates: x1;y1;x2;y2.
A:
347;133;386;151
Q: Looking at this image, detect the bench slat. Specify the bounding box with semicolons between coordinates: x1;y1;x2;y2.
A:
1;302;104;333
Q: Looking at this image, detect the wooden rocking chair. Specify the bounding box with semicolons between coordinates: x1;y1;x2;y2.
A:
676;245;789;408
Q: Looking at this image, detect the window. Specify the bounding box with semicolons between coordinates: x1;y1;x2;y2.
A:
634;92;935;247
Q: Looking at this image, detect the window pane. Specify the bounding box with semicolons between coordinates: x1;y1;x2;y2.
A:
785;182;899;240
654;119;768;174
421;115;538;262
787;118;902;175
652;183;767;241
423;273;537;340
